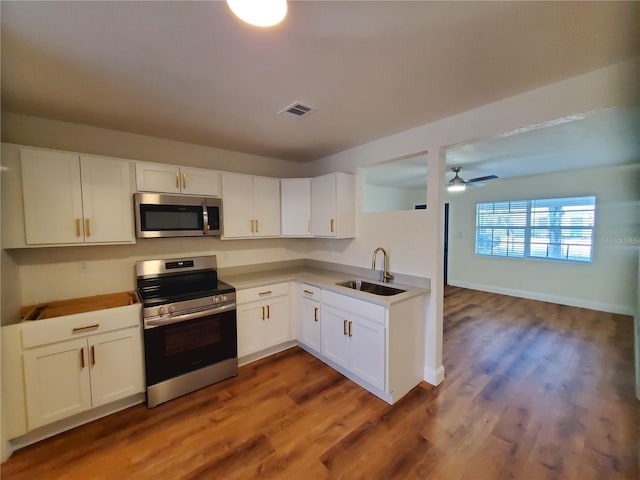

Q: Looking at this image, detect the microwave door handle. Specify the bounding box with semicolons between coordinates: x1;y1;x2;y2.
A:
202;199;209;235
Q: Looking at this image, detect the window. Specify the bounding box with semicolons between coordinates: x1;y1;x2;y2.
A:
475;196;596;262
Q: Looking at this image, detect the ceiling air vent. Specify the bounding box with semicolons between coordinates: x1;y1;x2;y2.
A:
277;101;316;117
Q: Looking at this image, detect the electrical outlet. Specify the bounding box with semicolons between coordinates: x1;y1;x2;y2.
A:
78;261;89;273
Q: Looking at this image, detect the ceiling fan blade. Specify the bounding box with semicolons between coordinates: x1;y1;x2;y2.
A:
467;174;498;183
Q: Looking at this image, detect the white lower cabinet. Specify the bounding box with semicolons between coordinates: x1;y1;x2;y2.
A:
23;337;92;429
299;285;321;353
321;304;385;391
316;288;425;404
237;283;291;357
23;326;143;430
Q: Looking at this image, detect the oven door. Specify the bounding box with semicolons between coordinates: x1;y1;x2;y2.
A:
143;306;237;387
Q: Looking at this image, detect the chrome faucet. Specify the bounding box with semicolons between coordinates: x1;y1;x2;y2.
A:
372;247;394;283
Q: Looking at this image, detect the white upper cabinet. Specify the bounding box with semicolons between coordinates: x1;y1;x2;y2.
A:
21;149;84;245
20;148;134;246
221;173;280;238
135;162;220;197
80;156;135;243
311;173;355;238
280;178;311;237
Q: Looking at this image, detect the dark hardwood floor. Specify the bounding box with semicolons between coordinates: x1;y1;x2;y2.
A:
2;286;638;479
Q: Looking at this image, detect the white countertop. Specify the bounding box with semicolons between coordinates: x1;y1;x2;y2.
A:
221;265;429;307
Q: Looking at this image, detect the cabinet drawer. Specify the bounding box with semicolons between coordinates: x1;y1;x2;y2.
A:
300;284;321;301
321;290;386;325
21;304;142;349
236;282;289;304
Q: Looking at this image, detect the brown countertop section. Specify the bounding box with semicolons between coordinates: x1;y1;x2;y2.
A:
21;291;140;321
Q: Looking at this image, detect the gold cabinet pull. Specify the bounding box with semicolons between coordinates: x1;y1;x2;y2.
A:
348;321;352;337
85;218;91;237
266;305;270;319
75;218;82;237
176;172;180;188
261;306;265;320
330;219;335;233
72;324;100;334
80;347;85;369
258;290;272;296
91;345;96;366
182;173;187;189
255;219;259;233
303;290;314;295
314;307;319;322
250;219;255;233
343;319;347;336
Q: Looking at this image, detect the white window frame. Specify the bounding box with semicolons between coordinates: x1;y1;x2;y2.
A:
475;196;596;263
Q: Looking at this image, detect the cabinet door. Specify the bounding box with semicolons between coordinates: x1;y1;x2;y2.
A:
237;301;266;356
80;156;134;243
300;298;321;352
252;176;281;237
264;296;291;347
21;149;84;245
349;316;386;391
23;338;92;429
221;173;254;238
321;305;350;369
180;166;220;196
135;162;181;193
311;174;337;237
88;328;144;407
281;178;311;237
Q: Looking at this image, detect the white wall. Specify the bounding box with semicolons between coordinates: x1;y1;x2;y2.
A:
636;249;640;400
363;184;426;212
0;117;311;325
1;57;638;385
305;56;640;386
447;164;639;315
1;112;309;178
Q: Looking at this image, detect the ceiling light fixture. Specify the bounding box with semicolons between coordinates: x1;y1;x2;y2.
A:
447;167;466;192
226;0;287;27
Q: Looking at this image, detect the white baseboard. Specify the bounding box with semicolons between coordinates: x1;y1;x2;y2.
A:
424;365;445;386
1;439;12;464
448;280;635;316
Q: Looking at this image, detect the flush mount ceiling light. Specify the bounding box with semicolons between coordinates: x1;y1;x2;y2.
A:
226;0;287;27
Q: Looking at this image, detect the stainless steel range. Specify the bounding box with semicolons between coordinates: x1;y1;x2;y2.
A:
136;255;237;407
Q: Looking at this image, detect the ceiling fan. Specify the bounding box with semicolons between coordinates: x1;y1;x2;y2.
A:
447;167;498;192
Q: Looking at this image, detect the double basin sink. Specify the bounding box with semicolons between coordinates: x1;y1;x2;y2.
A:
335;279;406;296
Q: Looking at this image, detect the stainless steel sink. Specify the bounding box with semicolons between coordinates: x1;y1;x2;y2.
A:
336;280;406;296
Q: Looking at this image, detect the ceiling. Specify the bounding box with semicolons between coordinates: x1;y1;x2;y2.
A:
363;106;640;190
2;1;640;163
444;106;640;184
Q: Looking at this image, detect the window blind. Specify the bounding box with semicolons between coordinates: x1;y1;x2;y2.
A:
475;196;595;262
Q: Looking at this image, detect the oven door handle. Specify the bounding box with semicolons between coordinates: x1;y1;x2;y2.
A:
144;302;236;328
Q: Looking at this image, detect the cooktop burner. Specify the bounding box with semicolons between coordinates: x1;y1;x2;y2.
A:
135;255;236;312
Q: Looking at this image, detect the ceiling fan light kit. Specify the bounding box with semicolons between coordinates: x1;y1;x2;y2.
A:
447;167;466;192
447;166;498;192
226;0;287;27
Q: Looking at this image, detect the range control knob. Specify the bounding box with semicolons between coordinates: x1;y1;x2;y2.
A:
168;305;176;314
158;306;166;316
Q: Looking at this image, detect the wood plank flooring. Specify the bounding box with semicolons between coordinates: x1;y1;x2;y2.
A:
2;286;638;479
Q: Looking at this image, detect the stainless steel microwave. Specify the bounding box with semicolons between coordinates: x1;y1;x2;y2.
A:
134;193;222;238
